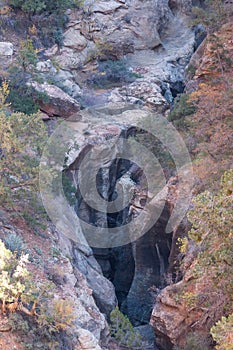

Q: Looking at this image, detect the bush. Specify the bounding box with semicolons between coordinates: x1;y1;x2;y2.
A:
38;298;76;333
7;39;49;114
168;93;196;127
0;81;47;211
110;306;142;349
9;0;84;15
190;0;231;32
4;233;27;258
210;315;233;350
0;239;32;313
88;59;136;88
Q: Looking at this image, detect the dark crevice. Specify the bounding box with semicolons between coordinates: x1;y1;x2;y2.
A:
66;127;174;331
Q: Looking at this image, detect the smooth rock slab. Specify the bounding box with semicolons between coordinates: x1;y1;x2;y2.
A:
0;42;13;56
63;29;87;51
30;81;81;118
77;328;102;350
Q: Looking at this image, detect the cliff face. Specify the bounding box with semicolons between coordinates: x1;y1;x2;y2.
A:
34;0;195;113
150;21;233;350
0;207;116;350
1;1;232;350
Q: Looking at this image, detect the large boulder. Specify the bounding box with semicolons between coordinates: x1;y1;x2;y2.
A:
0;41;13;56
30;81;81;118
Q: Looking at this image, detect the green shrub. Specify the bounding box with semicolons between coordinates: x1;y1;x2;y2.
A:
9;0;84;15
17;39;38;72
88;59;136;88
0;81;47;213
168;93;196;126
110;306;142;349
8;85;39;114
7;40;48;114
4;233;27;258
62;173;77;207
190;0;231;32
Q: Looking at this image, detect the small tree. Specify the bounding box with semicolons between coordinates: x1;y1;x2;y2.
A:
110;307;142;349
0;239;32;314
0;82;47;210
211;315;233;350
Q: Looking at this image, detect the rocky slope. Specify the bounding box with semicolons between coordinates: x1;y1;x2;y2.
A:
33;0;197;114
150;20;233;350
1;1;232;350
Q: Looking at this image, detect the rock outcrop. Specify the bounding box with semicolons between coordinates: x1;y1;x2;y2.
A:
0;41;13;56
30;81;81;118
0;209;112;350
50;0;195;109
150;21;233;350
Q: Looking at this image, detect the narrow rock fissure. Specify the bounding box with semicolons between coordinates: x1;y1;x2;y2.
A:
67;134;174;324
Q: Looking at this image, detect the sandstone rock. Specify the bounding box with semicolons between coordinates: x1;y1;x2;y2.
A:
123;205;172;325
30;81;80;118
36;60;82;98
56;46;90;70
150;283;187;350
91;0;126;14
77;329;102;350
36;59;57;73
62;0;174;67
194;22;233;78
55;233;109;343
63;28;87;50
73;244;117;316
0;41;13;56
109;80;167;109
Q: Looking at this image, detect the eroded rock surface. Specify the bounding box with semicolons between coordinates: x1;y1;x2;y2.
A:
0;209;111;350
50;0;195;109
30;81;81;118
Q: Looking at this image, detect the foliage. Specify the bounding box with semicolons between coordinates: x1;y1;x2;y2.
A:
0;81;47;210
7;39;49;114
110;306;142;349
187;169;233;305
17;39;38;72
190;0;232;32
182;25;233;186
173;171;233;348
0;239;31;313
0;237;75;348
168;93;196;128
181;291;198;310
0;80;10;109
86;40;115;62
210;315;233;350
88;59;136;88
38;298;76;333
177;237;189;254
9;0;84;15
4;233;27;258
